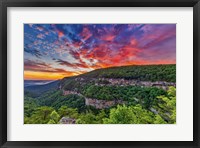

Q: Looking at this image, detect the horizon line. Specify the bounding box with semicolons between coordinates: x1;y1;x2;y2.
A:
24;63;176;81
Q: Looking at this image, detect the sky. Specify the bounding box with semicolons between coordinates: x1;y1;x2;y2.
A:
24;24;176;80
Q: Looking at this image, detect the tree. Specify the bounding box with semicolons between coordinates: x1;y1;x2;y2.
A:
76;111;97;124
58;106;78;119
48;119;56;124
103;105;138;124
27;106;54;124
24;97;38;117
154;114;167;124
103;104;156;124
130;105;155;124
155;86;176;123
96;110;107;124
49;110;60;123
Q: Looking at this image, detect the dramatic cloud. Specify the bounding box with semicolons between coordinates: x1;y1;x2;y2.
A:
24;24;176;80
24;47;42;58
24;59;70;73
54;59;89;69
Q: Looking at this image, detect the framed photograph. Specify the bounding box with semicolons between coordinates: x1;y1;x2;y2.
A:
0;0;199;147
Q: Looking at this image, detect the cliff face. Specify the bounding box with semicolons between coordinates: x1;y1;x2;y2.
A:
61;79;176;109
63;90;82;96
85;98;125;109
62;90;125;109
60;68;176;109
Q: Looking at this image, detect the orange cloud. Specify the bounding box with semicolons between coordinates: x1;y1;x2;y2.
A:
58;30;64;38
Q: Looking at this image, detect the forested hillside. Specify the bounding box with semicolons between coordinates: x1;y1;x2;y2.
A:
68;64;176;82
24;64;176;124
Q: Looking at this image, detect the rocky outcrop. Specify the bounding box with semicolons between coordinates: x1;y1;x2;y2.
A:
63;90;83;96
59;117;76;124
62;90;125;109
96;78;176;90
85;98;125;109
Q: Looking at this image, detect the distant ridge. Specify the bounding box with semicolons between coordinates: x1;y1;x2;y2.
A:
24;80;56;87
62;64;176;82
24;80;60;97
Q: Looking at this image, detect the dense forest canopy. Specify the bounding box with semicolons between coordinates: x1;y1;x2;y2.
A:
62;64;176;82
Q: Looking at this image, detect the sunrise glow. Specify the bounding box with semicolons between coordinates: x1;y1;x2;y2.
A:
24;24;176;80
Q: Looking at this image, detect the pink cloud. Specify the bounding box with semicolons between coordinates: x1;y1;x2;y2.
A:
79;27;92;41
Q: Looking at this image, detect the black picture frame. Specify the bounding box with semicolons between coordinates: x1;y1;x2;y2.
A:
0;0;200;147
